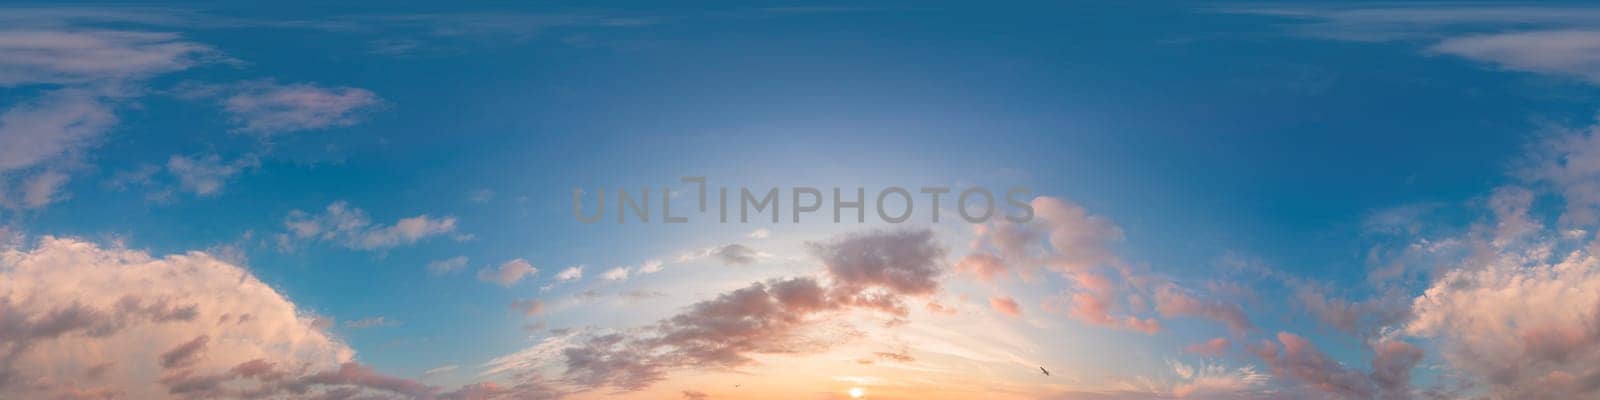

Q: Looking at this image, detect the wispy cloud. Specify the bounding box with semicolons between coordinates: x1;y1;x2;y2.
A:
280;201;461;252
1229;4;1600;84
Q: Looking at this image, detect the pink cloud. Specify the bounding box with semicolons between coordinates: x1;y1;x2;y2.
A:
989;295;1022;318
1185;337;1231;357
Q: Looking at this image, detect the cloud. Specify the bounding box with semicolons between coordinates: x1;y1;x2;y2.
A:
1154;285;1254;334
989;295;1022;318
510;299;544;316
969;196;1170;334
682;389;709;400
0;88;116;173
0;236;358;398
422;364;458;378
1184;337;1230;357
477;258;537;287
1291;282;1409;338
1231;5;1600;85
0;30;217;86
1406;237;1600;398
955;252;1007;282
19;170;70;209
747;228;770;239
428;256;469;275
158;335;209;369
1430;30;1600;83
0;235;549;398
487;229;949;392
558;277;845;390
556;265;583;281
178;80;383;135
600;267;629;281
1514;120;1600;227
467;189;494;203
637;259;663;274
810;229;946;297
1250;332;1419;400
873;350;914;363
282;201;460;251
682;243;761;266
0;27;216;209
165;153;258;196
1164;359;1270;398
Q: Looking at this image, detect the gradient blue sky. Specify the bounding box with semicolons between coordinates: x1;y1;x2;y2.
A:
6;2;1600;399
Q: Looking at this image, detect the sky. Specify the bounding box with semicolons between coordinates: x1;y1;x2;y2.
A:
6;2;1600;399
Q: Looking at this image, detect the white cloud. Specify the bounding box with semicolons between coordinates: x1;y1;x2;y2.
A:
637;259;663;274
747;228;770;239
478;258;537;287
601;266;629;281
556;265;583;281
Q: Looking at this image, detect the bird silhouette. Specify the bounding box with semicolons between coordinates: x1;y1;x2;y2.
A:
1040;366;1050;376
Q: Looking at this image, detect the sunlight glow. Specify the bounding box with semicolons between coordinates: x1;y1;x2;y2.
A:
849;387;865;398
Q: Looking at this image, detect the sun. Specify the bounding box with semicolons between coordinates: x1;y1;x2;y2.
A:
848;387;865;398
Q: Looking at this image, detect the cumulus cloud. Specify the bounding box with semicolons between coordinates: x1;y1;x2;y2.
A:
1407;240;1600;398
600;267;629;281
556;265;583;281
636;259;663;274
281;201;460;251
989;295;1022;318
0;235;553;399
0;236;402;398
477;259;537;287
